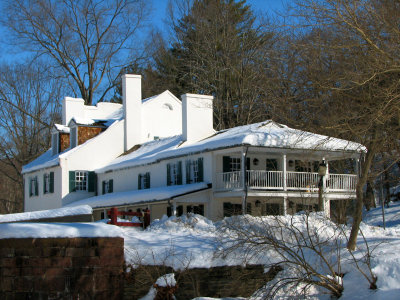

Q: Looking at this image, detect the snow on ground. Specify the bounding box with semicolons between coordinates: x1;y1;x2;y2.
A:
0;222;123;238
0;205;92;223
122;203;400;300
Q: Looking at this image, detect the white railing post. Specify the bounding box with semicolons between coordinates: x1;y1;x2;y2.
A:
282;154;287;191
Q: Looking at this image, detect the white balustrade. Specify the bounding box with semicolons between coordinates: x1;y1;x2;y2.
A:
216;170;357;192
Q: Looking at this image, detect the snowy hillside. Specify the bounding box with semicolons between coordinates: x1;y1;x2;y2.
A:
122;203;400;299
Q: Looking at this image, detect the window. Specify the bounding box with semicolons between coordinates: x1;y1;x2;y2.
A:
265;203;281;216
102;179;113;194
167;162;182;186
75;171;87;191
29;176;39;197
186;204;204;216
70;127;77;148
223;156;248;172
69;171;96;192
223;202;251;217
43;172;54;194
186;158;204;183
266;159;278;171
138;173;150;190
52;133;59;155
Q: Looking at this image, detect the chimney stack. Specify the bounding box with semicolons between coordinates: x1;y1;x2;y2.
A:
122;74;142;151
181;93;214;143
62;97;85;125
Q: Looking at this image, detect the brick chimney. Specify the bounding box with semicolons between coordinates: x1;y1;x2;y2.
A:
122;74;142;151
181;93;214;143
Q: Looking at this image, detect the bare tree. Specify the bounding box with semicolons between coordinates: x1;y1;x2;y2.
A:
0;62;63;213
2;0;150;105
272;0;400;250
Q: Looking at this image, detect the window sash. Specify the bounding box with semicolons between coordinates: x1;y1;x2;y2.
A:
75;171;88;191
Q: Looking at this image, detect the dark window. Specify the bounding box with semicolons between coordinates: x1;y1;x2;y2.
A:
265;203;281;216
223;202;250;217
266;159;278;171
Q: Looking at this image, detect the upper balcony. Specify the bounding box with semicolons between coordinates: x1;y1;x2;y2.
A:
215;170;357;193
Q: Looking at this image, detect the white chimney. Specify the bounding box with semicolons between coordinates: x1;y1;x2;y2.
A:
62;97;85;125
122;74;142;151
181;93;214;143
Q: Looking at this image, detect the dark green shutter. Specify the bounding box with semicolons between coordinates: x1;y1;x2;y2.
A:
186;160;191;184
34;178;38;196
246;157;250;171
102;181;106;194
29;179;32;197
138;174;142;190
88;171;96;192
145;173;150;189
43;174;46;193
177;161;182;185
223;156;231;172
50;172;54;193
198;157;204;182
69;171;76;192
109;179;113;193
167;164;171;186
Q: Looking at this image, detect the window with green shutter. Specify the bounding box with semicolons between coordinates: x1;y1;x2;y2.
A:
167;162;182;185
29;176;38;197
139;173;150;189
186;157;204;183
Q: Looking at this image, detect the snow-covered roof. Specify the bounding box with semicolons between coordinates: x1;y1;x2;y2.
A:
97;120;366;173
142;90;181;105
54;124;70;133
22;149;59;174
64;183;209;209
0;205;92;223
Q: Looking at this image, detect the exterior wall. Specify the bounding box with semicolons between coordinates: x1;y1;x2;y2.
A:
77;126;103;146
97;153;213;195
24;166;62;212
59;132;70;152
141;92;182;142
61;120;125;206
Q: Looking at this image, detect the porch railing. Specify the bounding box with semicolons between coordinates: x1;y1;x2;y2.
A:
327;174;357;191
216;170;357;192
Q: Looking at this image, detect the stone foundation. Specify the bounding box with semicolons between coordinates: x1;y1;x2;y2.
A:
0;237;124;299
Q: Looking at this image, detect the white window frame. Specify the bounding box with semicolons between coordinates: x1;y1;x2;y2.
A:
188;159;200;183
75;171;88;191
30;176;38;196
170;163;178;185
230;157;241;172
43;173;50;194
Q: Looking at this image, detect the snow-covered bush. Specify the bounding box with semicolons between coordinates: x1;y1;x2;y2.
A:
217;213;377;298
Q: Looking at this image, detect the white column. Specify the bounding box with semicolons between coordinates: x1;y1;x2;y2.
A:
242;194;246;215
282;154;287;191
241;149;246;189
283;196;288;215
172;201;177;216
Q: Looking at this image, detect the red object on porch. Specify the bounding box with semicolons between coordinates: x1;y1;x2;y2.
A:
107;207;151;228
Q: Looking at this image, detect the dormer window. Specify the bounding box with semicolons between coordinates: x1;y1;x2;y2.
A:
70;126;77;148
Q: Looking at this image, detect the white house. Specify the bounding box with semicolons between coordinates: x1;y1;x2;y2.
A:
22;75;365;222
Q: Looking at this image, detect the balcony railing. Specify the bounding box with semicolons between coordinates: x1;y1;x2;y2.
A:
216;170;357;192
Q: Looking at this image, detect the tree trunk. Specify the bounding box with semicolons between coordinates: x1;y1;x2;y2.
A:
347;146;376;251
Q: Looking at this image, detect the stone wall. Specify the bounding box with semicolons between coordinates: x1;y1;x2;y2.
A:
0;237;124;299
125;264;279;299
